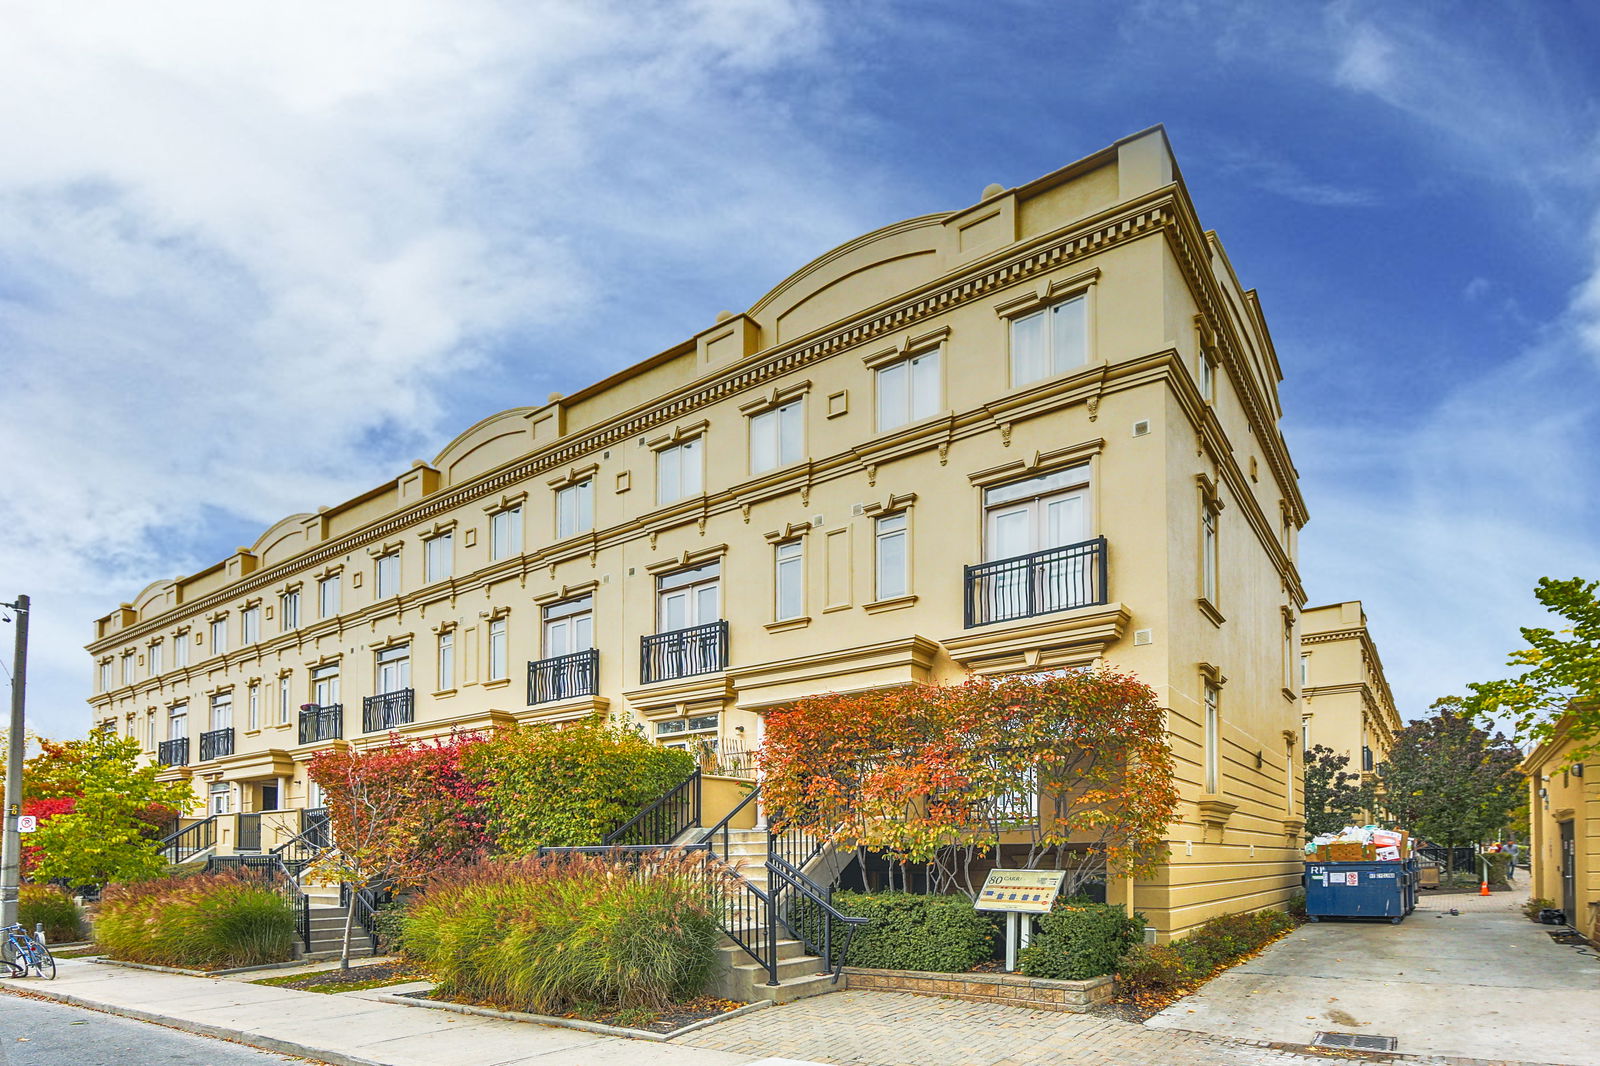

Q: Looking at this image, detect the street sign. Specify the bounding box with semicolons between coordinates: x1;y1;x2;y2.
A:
974;868;1067;914
16;815;35;833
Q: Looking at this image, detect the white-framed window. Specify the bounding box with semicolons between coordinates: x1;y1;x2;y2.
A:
1300;715;1311;753
656;439;704;504
490;506;523;561
1284;740;1295;815
208;781;232;817
657;561;720;632
247;682;260;730
173;631;189;668
121;652;134;685
148;640;163;677
241;606;260;645
210;692;232;731
425;534;453;583
1010;293;1087;386
876;348;940;431
775;540;804;621
209;617;228;656
655;713;719;751
1203;683;1221;794
488;617;508;681
376;552;401;598
280;590;300;631
437;630;454;691
1300;653;1310;689
1283;617;1296;690
319;575;340;619
168;701;188;741
98;659;111;692
875;513;909;600
544;595;594;657
311;663;340;706
376;645;410;694
278;675;292;724
556;481;594;538
1201;500;1220;604
750;400;803;474
148;714;157;750
1199;350;1215;403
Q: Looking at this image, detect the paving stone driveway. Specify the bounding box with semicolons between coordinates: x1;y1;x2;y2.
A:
679;989;1570;1066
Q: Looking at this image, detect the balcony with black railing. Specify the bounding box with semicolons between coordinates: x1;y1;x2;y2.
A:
528;648;599;705
298;703;343;744
963;536;1108;628
199;727;235;761
157;737;189;767
640;620;729;684
362;689;414;732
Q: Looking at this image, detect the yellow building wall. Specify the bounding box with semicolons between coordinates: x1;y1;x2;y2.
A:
1525;725;1600;943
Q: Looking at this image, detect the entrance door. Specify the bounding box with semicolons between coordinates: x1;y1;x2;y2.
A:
1561;819;1577;922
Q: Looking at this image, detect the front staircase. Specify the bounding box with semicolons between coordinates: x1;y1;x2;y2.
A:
297;884;377;962
710;827;839;1004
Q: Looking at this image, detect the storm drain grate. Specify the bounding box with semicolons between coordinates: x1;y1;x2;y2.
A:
1548;929;1588;945
1312;1032;1399;1052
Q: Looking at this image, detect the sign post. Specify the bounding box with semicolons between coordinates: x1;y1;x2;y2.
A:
974;868;1067;971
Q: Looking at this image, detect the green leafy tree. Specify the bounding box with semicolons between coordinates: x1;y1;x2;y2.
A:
1464;576;1600;760
1302;744;1373;837
26;733;192;888
1374;700;1523;848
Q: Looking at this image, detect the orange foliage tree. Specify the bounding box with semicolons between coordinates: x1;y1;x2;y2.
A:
760;669;1177;897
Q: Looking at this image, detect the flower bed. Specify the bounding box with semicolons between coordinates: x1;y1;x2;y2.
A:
96;870;296;970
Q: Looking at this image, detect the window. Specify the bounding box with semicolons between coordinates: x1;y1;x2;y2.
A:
210;692;232;731
311;663;340;707
208;781;232;817
98;660;112;692
437;631;454;691
169;702;188;741
209;617;228;656
247;682;260;730
319;575;340;618
750;401;803;474
376;552;400;598
278;675;292;724
875;513;909;600
1285;741;1295;815
376;645;410;694
876;348;940;431
1198;350;1215;402
657;561;720;632
1010;294;1087;386
544;596;594;657
425;534;453;583
1300;716;1311;753
1203;683;1221;794
1201;500;1220;604
488;618;508;681
490;506;523;561
121;652;134;685
1362;745;1374;772
174;632;189;668
148;715;157;750
556;481;594;538
985;466;1090;560
656;440;703;504
655;714;719;751
774;540;804;621
280;590;300;631
148;641;163;677
1283;617;1296;691
241;606;260;645
1300;653;1310;689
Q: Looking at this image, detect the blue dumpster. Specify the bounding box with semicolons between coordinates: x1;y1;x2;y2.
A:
1304;858;1417;923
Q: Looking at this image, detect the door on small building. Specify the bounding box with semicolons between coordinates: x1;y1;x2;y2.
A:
1560;819;1577;922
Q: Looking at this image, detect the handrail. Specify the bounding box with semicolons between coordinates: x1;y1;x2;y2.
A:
602;769;701;846
158;814;218;863
704;784;762;865
768;854;866;983
270;813;333;879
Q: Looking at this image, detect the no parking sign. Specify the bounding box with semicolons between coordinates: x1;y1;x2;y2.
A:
16;815;36;832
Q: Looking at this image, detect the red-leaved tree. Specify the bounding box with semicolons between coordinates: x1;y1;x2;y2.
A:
761;669;1177;898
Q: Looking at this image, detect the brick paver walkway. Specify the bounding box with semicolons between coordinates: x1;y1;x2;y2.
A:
680;989;1571;1066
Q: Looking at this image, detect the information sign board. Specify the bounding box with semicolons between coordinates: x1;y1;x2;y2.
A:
974;868;1066;914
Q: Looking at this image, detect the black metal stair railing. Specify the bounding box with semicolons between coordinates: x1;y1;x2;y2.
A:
964;536;1108;627
157;814;217;863
602;769;701;847
527;648;599;704
270;809;333;878
768;855;866;984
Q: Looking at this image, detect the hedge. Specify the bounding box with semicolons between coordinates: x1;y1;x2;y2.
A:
1115;907;1295;996
825;891;998;973
1019;899;1144;980
18;884;85;943
97;871;296;969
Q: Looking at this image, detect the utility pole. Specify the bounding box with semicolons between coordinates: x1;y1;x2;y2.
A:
1;593;29;929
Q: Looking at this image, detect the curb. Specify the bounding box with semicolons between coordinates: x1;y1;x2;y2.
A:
379;989;771;1042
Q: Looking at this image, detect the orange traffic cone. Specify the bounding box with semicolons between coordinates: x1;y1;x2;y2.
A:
1479;879;1491;896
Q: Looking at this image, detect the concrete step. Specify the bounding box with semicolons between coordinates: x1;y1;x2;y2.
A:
717;937;809;962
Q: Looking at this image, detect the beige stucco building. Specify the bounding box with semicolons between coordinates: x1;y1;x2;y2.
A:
1300;601;1401;784
1523;713;1600;943
86;126;1310;939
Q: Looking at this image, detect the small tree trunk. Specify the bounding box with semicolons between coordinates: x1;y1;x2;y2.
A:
339;886;356;971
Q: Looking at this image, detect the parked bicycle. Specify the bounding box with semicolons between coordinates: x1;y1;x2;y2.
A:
2;923;56;980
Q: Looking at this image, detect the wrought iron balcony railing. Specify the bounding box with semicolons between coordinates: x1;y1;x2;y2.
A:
963;536;1108;628
528;648;599;705
298;703;343;744
157;737;189;767
199;727;235;761
640;620;729;684
362;689;414;733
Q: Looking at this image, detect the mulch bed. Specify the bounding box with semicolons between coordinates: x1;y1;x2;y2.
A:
255;961;415;992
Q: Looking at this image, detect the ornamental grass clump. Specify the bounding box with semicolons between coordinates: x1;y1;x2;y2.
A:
18;884;85;943
96;870;295;969
401;851;724;1014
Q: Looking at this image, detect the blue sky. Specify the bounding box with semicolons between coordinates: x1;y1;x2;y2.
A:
3;1;1597;739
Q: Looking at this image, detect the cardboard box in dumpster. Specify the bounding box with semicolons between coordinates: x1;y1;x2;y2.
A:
1318;841;1376;862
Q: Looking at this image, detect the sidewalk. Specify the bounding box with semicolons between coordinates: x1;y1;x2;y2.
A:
0;959;819;1066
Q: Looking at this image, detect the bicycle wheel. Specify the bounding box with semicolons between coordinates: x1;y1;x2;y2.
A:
32;943;55;980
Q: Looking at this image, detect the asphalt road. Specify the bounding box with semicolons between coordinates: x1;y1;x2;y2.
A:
0;994;315;1066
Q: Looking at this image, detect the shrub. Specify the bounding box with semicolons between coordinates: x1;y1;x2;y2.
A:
1019;899;1144;980
96;871;295;969
1115;943;1193;996
1286;891;1307;920
1523;896;1558;921
1482;852;1512;886
18;885;84;942
824;891;998;973
401;851;722;1013
1172;909;1294;977
469;719;695;852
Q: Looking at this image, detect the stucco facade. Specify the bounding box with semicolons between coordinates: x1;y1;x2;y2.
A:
1523;716;1600;943
86;126;1310;938
1300;601;1400;785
